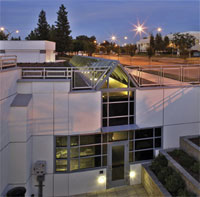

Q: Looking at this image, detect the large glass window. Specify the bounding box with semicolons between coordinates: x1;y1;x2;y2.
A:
55;136;67;172
102;91;135;127
55;128;162;173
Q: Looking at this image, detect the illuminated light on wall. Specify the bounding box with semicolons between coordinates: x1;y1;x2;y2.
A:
98;175;106;184
130;171;136;178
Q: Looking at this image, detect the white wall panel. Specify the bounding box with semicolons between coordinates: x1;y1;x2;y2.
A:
69;92;101;135
54;94;69;135
163;123;199;149
54;174;69;197
130;163;141;185
69;169;106;195
9;143;26;184
164;87;199;125
32;136;53;174
136;89;163;128
32;94;53;135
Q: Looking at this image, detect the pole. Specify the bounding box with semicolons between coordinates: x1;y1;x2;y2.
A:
37;175;45;197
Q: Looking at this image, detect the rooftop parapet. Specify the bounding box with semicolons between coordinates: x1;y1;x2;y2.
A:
125;65;200;87
0;55;17;71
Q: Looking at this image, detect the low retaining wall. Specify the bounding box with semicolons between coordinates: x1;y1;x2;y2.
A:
180;135;200;162
160;150;200;196
141;163;171;197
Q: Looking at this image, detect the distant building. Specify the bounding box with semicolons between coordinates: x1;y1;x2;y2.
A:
136;37;150;53
136;31;200;55
0;40;56;63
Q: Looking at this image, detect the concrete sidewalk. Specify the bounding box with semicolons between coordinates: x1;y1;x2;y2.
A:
71;184;149;197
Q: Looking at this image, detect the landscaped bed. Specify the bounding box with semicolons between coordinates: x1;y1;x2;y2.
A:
150;154;196;197
168;149;200;182
190;137;200;147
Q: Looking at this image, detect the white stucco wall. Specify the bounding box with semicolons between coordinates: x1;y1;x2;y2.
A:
0;68;21;195
136;86;200;149
136;88;164;128
0;41;55;63
69;92;101;135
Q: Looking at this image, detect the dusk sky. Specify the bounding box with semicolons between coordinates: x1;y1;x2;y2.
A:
0;0;199;43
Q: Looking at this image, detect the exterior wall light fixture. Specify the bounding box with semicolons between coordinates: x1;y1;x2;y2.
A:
130;171;136;178
98;175;106;184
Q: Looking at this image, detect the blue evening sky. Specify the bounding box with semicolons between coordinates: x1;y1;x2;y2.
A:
0;0;199;43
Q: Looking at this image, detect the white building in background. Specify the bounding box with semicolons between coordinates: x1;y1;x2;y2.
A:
136;31;200;54
0;40;56;63
136;37;150;53
0;55;199;196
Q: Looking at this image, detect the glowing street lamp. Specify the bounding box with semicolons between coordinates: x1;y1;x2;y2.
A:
111;36;116;41
133;22;147;37
157;27;162;32
124;36;128;40
0;27;19;37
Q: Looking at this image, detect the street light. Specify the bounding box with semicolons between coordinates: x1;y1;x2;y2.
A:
111;36;116;41
0;27;19;37
157;27;162;32
133;22;147;36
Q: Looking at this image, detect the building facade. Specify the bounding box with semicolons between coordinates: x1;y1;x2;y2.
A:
0;56;199;196
0;41;56;63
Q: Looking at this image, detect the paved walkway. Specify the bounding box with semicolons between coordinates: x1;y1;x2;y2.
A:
71;184;149;197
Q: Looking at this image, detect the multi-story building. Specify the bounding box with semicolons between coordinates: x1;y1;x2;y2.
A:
0;55;199;196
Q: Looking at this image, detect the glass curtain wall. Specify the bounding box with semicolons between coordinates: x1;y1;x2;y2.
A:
55;128;162;173
101;66;135;127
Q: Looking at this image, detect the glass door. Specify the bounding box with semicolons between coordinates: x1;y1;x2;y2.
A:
107;141;129;188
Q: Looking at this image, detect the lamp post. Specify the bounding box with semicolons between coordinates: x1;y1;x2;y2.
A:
0;27;19;39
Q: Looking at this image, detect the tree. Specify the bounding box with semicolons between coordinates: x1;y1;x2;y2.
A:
164;36;170;49
26;29;38;40
155;33;164;52
11;36;21;40
37;10;50;40
172;33;195;58
73;35;97;56
149;34;155;49
0;31;8;40
100;41;115;55
55;4;72;54
147;34;155;64
26;10;50;40
49;25;56;42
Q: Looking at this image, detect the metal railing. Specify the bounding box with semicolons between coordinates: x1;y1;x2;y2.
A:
0;55;17;71
21;66;110;90
125;65;200;87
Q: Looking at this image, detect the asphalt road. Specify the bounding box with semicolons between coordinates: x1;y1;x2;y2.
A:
94;54;199;67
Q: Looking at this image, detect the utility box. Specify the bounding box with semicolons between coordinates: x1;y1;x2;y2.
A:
33;161;46;176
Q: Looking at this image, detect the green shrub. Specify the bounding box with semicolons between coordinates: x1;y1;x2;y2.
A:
177;189;196;197
151;154;168;175
165;171;185;196
170;149;195;169
190;162;200;174
157;166;173;184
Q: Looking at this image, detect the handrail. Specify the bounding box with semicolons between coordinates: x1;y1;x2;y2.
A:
21;66;110;90
0;55;17;71
125;65;200;87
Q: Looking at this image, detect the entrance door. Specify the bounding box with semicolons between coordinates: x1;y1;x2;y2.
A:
107;141;129;188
